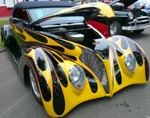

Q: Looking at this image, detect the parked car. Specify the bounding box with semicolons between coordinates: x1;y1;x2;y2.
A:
1;1;149;117
127;0;150;19
108;0;150;35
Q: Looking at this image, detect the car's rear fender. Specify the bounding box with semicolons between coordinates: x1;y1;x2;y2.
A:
1;24;18;49
1;24;11;43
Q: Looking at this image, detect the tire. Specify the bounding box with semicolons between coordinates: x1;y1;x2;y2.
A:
1;33;8;47
4;35;15;49
134;29;145;34
109;21;122;36
29;67;42;104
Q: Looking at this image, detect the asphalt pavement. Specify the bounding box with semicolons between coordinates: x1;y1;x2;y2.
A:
0;28;150;118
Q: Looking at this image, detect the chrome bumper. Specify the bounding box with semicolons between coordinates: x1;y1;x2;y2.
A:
122;24;150;31
122;16;150;31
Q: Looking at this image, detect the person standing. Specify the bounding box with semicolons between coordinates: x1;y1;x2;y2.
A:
128;0;146;9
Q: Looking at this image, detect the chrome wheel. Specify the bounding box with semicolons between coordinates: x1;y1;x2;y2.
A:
109;21;122;36
29;69;40;100
110;23;118;36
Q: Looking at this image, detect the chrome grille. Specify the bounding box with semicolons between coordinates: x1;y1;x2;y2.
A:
80;48;104;81
128;16;150;26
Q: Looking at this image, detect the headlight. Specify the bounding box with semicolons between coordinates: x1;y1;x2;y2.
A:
125;54;136;72
128;11;134;20
69;65;85;90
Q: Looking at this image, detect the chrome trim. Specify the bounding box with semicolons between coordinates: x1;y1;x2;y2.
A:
124;54;136;73
42;23;84;28
123;15;150;31
136;16;149;20
29;69;40;99
122;24;150;31
80;48;109;93
128;20;150;24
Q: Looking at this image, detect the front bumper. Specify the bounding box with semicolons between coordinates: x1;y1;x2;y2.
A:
122;24;150;31
122;15;150;31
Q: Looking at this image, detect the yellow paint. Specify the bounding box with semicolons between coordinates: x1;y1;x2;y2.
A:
12;15;149;117
56;2;115;18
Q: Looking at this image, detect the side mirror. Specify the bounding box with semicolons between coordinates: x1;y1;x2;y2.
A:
11;17;29;26
11;17;21;23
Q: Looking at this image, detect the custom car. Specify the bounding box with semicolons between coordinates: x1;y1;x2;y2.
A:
1;1;149;117
108;0;150;35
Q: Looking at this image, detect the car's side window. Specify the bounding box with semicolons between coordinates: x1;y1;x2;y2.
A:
22;10;29;21
13;8;22;19
13;8;29;22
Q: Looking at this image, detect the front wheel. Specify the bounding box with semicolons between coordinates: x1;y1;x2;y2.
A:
29;67;42;104
109;21;122;36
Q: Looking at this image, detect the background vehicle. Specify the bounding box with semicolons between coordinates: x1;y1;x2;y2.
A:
109;0;150;35
57;2;116;37
1;1;149;117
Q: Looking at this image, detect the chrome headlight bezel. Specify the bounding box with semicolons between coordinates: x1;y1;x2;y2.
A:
128;11;134;20
69;65;85;90
125;54;136;72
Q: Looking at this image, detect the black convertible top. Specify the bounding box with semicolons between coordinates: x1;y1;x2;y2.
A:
14;1;74;10
12;1;75;18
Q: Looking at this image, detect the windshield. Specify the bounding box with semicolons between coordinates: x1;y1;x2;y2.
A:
28;7;69;21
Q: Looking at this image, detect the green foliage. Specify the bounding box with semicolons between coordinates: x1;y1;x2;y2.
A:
0;20;9;47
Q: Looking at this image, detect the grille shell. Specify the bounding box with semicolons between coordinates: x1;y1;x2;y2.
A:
80;48;105;81
128;10;150;26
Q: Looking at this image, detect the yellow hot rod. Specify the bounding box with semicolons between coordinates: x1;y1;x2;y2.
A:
1;1;149;117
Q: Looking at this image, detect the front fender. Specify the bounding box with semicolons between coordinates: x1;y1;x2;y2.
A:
107;35;149;93
19;47;107;117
